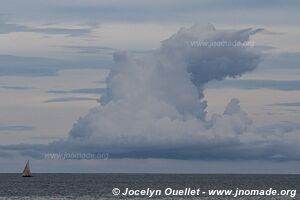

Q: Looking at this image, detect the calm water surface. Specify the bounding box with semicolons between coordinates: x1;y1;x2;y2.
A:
0;174;298;199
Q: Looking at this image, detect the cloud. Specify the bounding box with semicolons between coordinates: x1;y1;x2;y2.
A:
0;20;28;33
0;85;33;90
66;24;278;160
261;52;300;70
0;20;96;37
0;125;35;132
0;55;111;76
2;0;300;28
270;102;300;107
47;88;106;94
63;46;115;54
3;24;300;161
95;80;107;84
0;55;63;76
29;27;92;37
44;97;98;103
25;0;300;25
206;79;300;91
63;45;154;58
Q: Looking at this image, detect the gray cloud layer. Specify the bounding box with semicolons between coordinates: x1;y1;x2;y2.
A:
207;79;300;91
0;20;96;37
0;85;33;90
0;126;35;132
47;88;106;95
4;0;298;25
64;45;154;56
0;55;111;76
44;97;98;103
270;102;300;107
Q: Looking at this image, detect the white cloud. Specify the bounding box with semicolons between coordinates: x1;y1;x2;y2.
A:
66;24;298;160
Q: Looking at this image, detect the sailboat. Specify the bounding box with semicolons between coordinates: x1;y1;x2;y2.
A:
22;160;32;177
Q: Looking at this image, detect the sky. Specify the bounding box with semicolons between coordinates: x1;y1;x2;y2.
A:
0;0;300;173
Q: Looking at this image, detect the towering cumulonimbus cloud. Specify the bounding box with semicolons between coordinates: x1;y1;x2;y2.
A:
97;23;262;120
1;24;300;161
67;24;264;157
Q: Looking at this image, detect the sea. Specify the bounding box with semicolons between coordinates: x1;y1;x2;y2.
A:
0;174;299;199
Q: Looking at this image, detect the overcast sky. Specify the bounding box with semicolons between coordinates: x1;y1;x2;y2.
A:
0;0;300;173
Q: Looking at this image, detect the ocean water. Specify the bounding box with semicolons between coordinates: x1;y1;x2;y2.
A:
0;174;298;199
